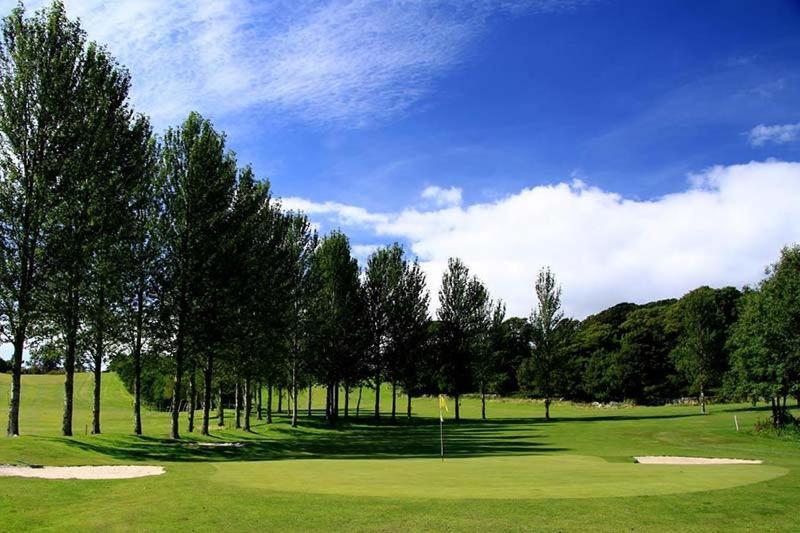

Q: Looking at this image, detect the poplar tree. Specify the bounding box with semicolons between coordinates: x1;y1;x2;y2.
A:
364;244;404;419
437;258;491;421
159;112;236;439
306;231;364;422
0;3;72;436
390;256;430;420
118;118;159;435
518;267;574;420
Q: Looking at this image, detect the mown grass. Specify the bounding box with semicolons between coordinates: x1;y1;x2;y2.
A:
0;372;798;531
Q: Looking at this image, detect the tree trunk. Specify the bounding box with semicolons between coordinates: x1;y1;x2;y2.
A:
325;385;330;420
257;383;263;421
62;300;79;437
344;384;350;418
267;385;273;423
307;384;312;416
133;287;144;436
217;385;225;427
235;380;242;429
334;383;340;419
545;398;551;420
92;350;102;434
291;362;299;428
700;384;706;415
291;381;299;427
356;385;363;417
188;368;196;433
7;330;26;436
374;371;381;419
170;309;186;440
92;289;106;435
201;354;213;435
244;379;251;431
278;386;283;413
391;381;397;423
481;382;486;421
407;393;412;419
454;393;460;422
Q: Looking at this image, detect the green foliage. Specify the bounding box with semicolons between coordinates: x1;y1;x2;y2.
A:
157;111;237;437
306;231;367;418
437;257;492;416
730;246;800;427
518;268;575;418
670;286;741;412
364;243;430;412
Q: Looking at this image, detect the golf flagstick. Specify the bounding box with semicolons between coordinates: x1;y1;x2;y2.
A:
438;395;448;462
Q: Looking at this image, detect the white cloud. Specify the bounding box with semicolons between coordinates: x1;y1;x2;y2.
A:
352;243;382;261
281;197;389;227
285;161;800;319
2;0;586;128
747;123;800;146
421;185;463;207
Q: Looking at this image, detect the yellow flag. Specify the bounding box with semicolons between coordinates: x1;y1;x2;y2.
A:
438;395;448;422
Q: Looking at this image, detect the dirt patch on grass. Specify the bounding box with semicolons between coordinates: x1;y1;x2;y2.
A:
635;456;762;465
0;465;165;479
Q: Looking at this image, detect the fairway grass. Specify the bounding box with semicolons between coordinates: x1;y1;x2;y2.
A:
1;372;799;531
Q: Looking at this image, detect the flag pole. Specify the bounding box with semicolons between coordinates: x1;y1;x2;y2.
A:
438;394;446;462
440;413;444;462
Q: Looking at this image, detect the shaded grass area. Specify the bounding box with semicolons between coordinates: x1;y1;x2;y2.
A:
0;372;799;531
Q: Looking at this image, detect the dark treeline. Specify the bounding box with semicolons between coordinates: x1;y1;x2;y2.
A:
1;3;799;438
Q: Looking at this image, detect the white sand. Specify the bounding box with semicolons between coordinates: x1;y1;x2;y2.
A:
0;465;165;479
635;456;762;465
191;442;245;448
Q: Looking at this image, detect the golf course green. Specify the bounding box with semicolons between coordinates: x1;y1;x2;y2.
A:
1;372;798;531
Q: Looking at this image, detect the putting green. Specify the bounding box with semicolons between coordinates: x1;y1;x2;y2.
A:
214;454;787;500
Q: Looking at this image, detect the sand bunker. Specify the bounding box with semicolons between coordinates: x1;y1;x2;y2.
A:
635;456;762;465
191;442;246;448
0;464;165;479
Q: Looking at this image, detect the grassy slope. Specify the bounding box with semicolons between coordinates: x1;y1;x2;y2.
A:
0;372;798;532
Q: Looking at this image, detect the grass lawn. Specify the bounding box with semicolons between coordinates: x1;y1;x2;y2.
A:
0;372;798;531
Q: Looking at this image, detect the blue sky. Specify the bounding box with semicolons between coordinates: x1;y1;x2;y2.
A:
6;0;800;318
233;0;800;208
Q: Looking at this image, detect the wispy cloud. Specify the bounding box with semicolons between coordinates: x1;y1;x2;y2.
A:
285;161;800;318
5;0;588;128
421;185;463;207
281;196;389;227
747;122;800;146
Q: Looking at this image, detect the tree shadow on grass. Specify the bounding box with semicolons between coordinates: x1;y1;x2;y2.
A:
544;412;702;423
55;416;567;463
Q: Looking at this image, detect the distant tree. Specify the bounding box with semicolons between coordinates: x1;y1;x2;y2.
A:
437;258;491;421
491;317;531;396
518;267;574;420
615;303;680;404
306;231;364;422
472;300;505;419
390;256;430;419
729;247;800;427
670;286;738;414
364;244;404;419
282;213;317;427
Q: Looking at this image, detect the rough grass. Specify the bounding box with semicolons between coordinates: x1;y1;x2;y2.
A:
0;372;798;531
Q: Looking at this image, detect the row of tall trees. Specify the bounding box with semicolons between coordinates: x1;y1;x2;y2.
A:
2;3;798;439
